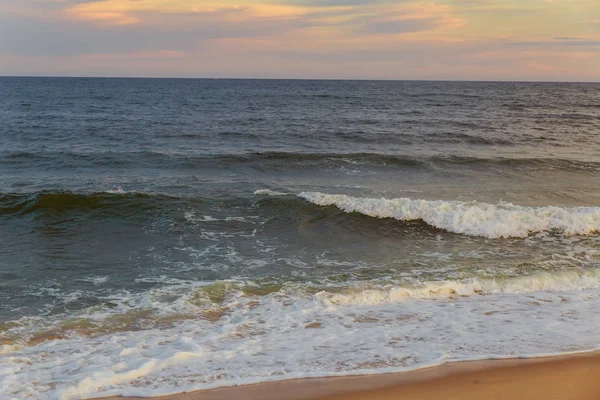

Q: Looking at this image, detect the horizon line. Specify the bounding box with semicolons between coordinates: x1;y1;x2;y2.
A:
1;75;599;84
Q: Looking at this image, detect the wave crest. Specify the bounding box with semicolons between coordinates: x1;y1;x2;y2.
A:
318;269;600;305
0;191;159;217
298;192;600;238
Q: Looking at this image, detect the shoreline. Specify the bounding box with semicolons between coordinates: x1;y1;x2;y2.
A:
99;350;600;400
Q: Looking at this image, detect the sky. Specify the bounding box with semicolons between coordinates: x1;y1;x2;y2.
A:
1;0;599;81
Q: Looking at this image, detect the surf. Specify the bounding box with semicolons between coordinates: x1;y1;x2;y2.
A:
298;192;600;238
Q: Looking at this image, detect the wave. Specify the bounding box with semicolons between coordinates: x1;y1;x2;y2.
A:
6;261;600;335
214;152;600;173
3;267;599;350
3;269;600;399
0;191;168;217
2;150;599;172
319;269;600;305
252;189;292;196
298;192;600;238
5;189;599;239
422;132;514;146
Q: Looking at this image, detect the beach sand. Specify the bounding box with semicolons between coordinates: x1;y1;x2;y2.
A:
102;351;600;400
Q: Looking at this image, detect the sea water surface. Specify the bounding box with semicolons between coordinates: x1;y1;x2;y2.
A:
0;78;599;399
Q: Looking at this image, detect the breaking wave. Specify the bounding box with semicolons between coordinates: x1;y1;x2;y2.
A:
299;192;600;238
319;268;600;305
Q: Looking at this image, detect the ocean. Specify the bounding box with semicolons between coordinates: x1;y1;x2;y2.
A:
0;77;599;399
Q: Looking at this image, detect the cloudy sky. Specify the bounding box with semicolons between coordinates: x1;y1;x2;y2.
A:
1;0;599;80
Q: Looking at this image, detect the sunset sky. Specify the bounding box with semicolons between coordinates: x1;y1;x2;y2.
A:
1;0;599;80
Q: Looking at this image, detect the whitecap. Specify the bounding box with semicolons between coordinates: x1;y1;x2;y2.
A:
299;192;600;239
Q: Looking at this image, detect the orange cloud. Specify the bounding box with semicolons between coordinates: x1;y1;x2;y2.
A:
63;1;140;25
62;1;310;26
60;0;463;35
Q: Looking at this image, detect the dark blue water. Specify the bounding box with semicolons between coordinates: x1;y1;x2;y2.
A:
2;78;599;196
1;78;599;399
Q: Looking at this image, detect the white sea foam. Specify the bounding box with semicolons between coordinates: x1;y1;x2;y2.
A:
1;228;598;398
319;269;600;305
253;189;292;196
104;187;127;194
298;192;600;238
77;276;109;285
2;279;600;399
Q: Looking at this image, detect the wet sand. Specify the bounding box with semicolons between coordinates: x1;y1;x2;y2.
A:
101;351;600;400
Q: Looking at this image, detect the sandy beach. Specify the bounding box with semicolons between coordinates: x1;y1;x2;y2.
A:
102;351;600;400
